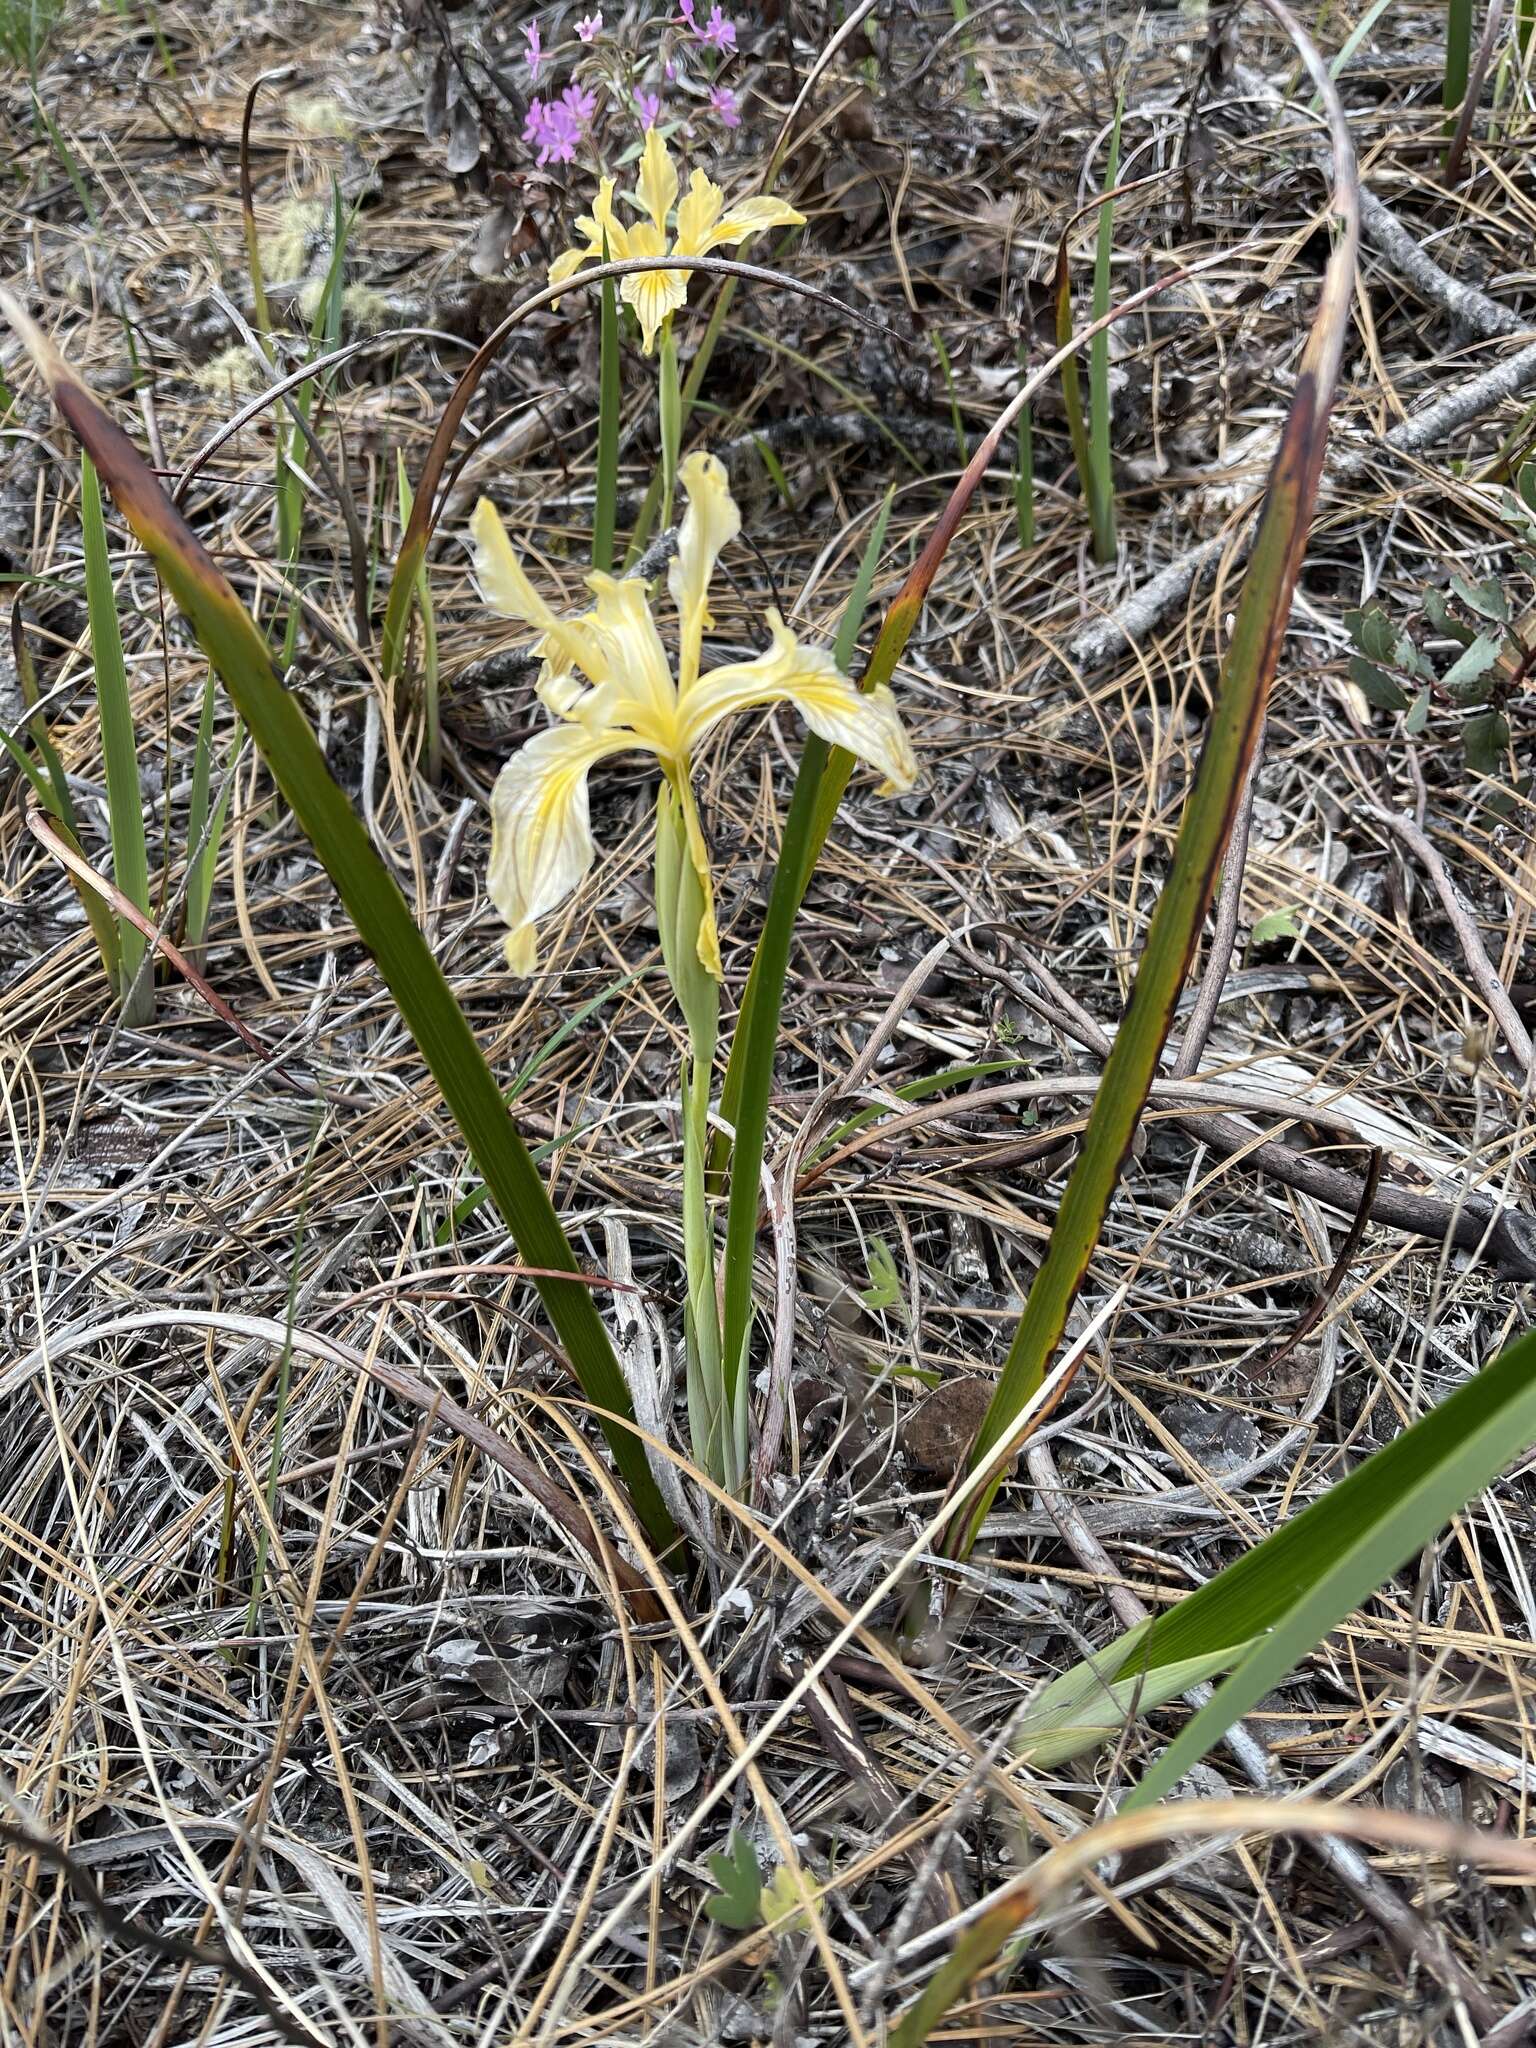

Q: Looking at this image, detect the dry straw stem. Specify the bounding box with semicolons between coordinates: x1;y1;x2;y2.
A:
889;1798;1536;2047
1070;61;1536;673
0;1309;665;1622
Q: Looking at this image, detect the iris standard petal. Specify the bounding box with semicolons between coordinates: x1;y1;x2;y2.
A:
694;194;805;252
669;451;740;695
634;125;679;235
548;180;627;305
470;499;610;685
584;572;681;745
487;721;634;972
672;169;726;256
680;611;917;794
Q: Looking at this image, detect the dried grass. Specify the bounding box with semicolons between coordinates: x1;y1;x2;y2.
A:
3;0;1536;2040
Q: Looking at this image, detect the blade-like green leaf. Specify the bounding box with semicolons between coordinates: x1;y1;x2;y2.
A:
950;27;1360;1559
1121;1321;1536;1807
6;599;122;980
1086;91;1123;565
396;452;440;781
1015;1626;1258;1767
82;450;152;1022
184;670;240;954
711;488;895;1188
715;493;895;1411
1054;235;1093;544
3;293;674;1554
593;264;621;575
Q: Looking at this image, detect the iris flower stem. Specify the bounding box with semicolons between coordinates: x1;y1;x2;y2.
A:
658;319;681;536
656;778;738;1490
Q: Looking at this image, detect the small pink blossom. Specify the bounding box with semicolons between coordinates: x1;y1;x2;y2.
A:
677;0;696;25
700;4;736;48
524;94;578;163
561;79;596;125
524;19;542;77
575;10;602;37
709;83;741;127
635;88;662;127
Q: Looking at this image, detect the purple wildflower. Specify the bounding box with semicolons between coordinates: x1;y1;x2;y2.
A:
677;0;696;25
709;83;741;127
524;94;579;163
700;4;736;48
561;80;596;125
575;10;602;36
635;88;662;127
524;19;542;77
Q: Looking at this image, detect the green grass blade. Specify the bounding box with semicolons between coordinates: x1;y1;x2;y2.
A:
1444;0;1474;116
395;452;440;779
184;670;240;954
1023;1323;1536;1803
1013;395;1034;551
593;268;621;575
82;450;152;1022
7;597;121;979
5;296;675;1555
239;74;275;361
934;332;969;464
1054;238;1094;539
711;490;895;1186
0;726;124;982
12;599;83;841
32;91;97;228
950;25;1360;1560
714;491;898;1413
752;435;796;514
1086;92;1123;565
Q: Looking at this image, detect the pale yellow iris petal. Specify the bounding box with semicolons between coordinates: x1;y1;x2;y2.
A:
585;572;681;744
690;194;805;254
673;170;726;256
470;498;557;629
548;179;627;304
470;498;609;686
548;244;595;293
618;221;688;353
680;612;917;795
487;721;636;972
669;451;740;695
634;125;678;235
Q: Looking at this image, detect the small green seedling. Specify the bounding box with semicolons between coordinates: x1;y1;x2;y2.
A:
704;1829;764;1928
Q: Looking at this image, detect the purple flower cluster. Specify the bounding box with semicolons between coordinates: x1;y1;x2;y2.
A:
677;0;736;46
524;81;596;164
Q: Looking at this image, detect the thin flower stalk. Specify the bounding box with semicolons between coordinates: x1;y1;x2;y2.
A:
471;454;915;1483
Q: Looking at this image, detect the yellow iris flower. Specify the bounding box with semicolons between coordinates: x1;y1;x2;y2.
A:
548;126;805;354
472;453;917;976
